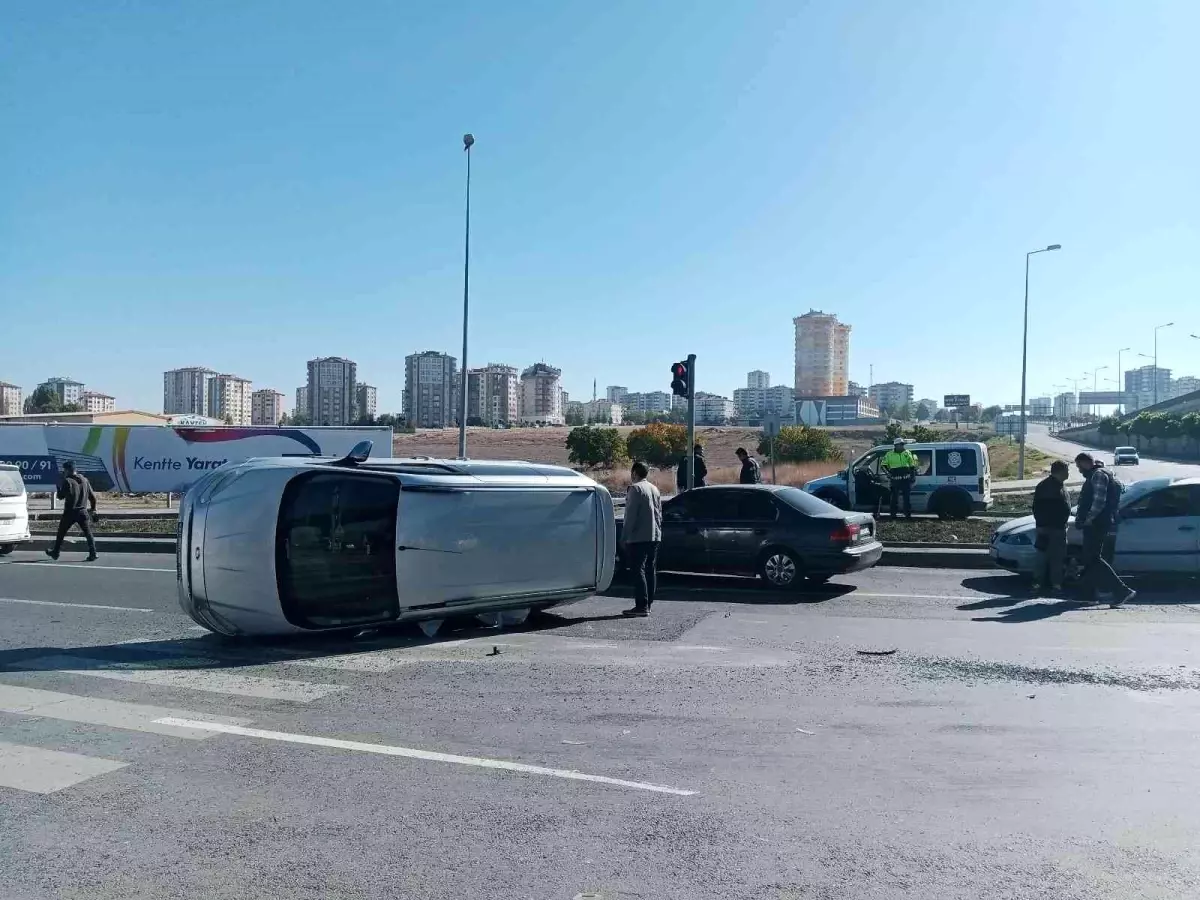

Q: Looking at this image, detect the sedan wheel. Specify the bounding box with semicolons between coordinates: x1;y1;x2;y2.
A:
760;550;800;588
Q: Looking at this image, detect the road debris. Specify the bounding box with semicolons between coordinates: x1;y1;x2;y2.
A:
856;648;897;656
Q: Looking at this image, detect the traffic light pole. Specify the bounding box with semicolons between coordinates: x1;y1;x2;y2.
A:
685;353;697;491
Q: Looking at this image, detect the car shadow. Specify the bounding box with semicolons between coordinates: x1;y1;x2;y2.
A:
603;570;857;605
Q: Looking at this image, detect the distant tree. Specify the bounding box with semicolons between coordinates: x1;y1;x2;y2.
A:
915;402;932;422
566;426;627;469
908;425;939;444
222;414;234;425
884;422;905;442
565;410;585;426
354;414;378;426
23;385;66;414
894;401;914;422
933;408;951;423
290;411;313;426
759;425;840;462
980;405;1002;423
627;423;689;468
1098;416;1120;436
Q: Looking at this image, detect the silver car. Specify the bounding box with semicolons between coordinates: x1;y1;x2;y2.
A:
178;443;617;637
989;477;1199;578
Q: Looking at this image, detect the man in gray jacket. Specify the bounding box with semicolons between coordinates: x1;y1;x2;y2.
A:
1074;452;1135;607
621;461;662;618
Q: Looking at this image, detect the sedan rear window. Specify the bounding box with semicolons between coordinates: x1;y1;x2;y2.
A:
775;487;843;516
0;469;25;497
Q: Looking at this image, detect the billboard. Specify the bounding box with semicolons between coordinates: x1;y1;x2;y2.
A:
1078;391;1127;406
944;394;970;408
0;425;393;492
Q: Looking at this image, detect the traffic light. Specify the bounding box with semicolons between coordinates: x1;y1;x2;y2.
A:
670;360;690;398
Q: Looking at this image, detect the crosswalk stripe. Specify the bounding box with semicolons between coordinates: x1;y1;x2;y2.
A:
0;684;249;737
19;655;341;703
0;740;128;794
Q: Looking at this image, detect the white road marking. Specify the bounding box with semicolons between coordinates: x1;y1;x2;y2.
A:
0;740;128;794
155;718;697;797
20;655;341;703
0;596;154;613
0;684;249;737
0;562;173;573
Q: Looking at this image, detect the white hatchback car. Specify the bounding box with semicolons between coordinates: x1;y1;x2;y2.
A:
0;464;32;555
990;476;1200;578
1113;446;1140;466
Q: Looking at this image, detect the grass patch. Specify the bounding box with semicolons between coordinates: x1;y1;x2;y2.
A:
32;518;176;535
986;437;1057;480
874;517;998;544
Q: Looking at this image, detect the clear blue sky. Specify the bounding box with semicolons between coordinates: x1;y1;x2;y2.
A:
3;0;1197;413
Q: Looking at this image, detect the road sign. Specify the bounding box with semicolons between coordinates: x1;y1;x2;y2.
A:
1078;391;1127;405
764;413;781;438
944;394;970;408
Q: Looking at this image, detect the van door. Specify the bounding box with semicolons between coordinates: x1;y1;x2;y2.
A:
1113;484;1200;574
906;448;935;511
0;468;29;550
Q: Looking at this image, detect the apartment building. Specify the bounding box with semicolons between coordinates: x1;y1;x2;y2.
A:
39;376;85;407
867;381;914;411
733;384;795;419
295;386;309;419
605;386;628;404
794;311;850;396
356;384;378;421
80;391;116;414
164;367;216;416
690;393;735;425
251;389;286;426
746;370;770;390
1030;397;1053;418
578;399;623;425
1172;376;1200;399
307;356;358;426
519;362;564;425
1124;365;1172;410
466;364;519;426
622;391;673;415
403;351;456;428
847;380;867;398
1054;392;1078;420
0;382;23;416
207;374;253;425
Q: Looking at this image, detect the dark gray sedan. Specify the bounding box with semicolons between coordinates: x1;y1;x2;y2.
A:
619;484;882;588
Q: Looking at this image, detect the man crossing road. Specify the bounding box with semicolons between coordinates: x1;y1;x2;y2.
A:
45;461;99;561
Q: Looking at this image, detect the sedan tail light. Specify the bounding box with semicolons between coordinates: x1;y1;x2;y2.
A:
830;522;861;543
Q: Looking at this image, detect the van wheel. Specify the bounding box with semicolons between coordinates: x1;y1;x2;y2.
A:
0;545;13;556
759;548;801;588
932;490;972;521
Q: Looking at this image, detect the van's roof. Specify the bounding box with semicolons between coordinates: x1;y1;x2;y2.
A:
871;441;987;451
235;455;598;486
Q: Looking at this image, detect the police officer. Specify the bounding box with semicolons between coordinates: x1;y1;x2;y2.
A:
881;438;919;519
45;461;99;561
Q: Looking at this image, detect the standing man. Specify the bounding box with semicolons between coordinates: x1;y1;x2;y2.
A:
1073;452;1135;607
1031;460;1071;595
45;461;98;561
736;447;762;484
675;442;707;493
621;461;662;618
881;438;919;519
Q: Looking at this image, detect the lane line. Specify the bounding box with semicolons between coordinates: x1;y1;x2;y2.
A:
0;684;249;738
20;655;342;703
155;718;697;797
0;740;128;794
0;597;154;613
0;562;173;573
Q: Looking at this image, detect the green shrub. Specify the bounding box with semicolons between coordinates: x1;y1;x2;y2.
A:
884;422;905;441
759;425;840;462
565;426;627;469
626;422;689;468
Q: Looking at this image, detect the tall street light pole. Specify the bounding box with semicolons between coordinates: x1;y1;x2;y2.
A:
1116;347;1130;415
457;133;474;459
1088;365;1108;417
1018;243;1061;479
1153;322;1173;407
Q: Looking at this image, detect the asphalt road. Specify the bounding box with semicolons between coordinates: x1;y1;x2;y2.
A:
3;552;1200;899
1023;423;1200;485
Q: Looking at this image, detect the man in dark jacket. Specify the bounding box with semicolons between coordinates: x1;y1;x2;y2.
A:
735;447;762;484
46;461;98;561
675;443;707;492
1031;460;1071;594
1073;452;1135;607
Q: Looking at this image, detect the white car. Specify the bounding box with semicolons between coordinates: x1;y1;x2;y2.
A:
1113;446;1140;466
178;442;617;637
0;464;32;555
990;476;1200;578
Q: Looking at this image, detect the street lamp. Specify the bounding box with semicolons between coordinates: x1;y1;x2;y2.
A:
1117;347;1130;414
457;133;475;459
1087;365;1108;417
1153;322;1173;406
1018;243;1062;479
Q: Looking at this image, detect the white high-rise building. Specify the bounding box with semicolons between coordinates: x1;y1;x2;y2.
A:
606;386;628;404
403;351;456;428
689;393;735;425
466;364;519;426
1171;376;1200;398
80;391;116;414
746;370;770;390
307;356;358;426
1054;392;1078;420
356;384;378;422
868;381;914;412
733;385;794;419
251;389;286;426
39;376;86;407
621;391;673;415
1124;366;1172;411
0;382;22;416
519;363;564;425
295;387;309;419
794;311;850;396
208;374;253;425
164;367;215;416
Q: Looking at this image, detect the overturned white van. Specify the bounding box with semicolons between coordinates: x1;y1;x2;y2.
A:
177;443;616;637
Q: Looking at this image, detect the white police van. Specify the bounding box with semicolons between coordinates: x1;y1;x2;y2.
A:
0;463;32;555
803;441;992;520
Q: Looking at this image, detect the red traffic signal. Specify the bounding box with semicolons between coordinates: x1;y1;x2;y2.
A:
670;361;690;398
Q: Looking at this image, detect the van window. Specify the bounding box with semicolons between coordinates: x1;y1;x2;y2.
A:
912;450;933;476
934;448;978;477
276;472;400;628
0;469;25;497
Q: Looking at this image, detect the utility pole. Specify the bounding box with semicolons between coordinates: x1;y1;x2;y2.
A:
685;354;697;491
456;133;474;459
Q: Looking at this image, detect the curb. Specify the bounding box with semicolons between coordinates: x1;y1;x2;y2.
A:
13;536;997;570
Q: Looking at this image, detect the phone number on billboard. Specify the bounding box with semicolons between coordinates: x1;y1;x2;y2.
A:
0;456;59;484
